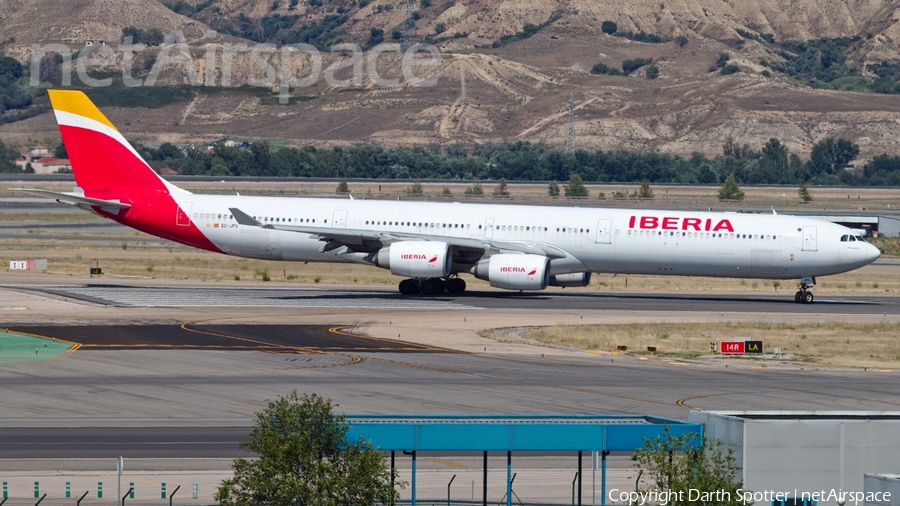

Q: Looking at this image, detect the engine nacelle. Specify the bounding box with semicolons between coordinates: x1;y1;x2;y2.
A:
473;254;550;291
375;241;452;278
549;272;592;287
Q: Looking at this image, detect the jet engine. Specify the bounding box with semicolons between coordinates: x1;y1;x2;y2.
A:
472;254;550;290
374;241;452;278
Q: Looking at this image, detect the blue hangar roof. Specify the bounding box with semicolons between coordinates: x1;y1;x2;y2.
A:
345;414;702;452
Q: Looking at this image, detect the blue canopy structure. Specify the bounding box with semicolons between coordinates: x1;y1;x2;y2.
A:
346;414;703;506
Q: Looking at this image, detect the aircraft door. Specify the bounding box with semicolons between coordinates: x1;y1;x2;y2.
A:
333;209;348;228
176;202;192;227
802;226;817;251
595;219;612;244
484;218;494;239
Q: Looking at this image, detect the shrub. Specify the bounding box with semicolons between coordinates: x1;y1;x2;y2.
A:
721;64;741;75
623;58;653;75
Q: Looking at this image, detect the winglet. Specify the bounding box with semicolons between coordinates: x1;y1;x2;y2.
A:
229;207;266;227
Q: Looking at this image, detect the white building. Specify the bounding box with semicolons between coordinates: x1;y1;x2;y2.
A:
690;411;900;506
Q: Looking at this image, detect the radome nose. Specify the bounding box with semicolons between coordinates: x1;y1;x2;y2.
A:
866;242;881;263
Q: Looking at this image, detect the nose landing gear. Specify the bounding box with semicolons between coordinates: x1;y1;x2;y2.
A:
794;276;816;304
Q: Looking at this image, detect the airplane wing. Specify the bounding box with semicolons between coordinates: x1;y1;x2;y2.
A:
13;188;132;211
229;207;568;258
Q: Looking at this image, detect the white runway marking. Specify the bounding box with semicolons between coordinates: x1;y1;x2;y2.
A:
12;285;480;310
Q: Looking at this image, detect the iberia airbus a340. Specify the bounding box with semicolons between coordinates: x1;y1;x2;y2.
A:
18;90;881;303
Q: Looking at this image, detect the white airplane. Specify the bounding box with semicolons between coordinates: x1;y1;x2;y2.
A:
17;90;880;303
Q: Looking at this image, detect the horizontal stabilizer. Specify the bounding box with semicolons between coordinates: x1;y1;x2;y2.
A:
12;188;131;209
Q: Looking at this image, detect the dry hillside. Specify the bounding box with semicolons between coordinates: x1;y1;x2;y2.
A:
3;0;900;160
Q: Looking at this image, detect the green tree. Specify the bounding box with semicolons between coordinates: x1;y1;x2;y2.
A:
367;27;385;47
54;143;68;159
623;58;653;75
564;173;589;198
155;142;183;161
718;173;744;201
207;163;233;177
601;20;618;35
632;428;745;506
798;183;812;202
721;64;740;75
645;65;659;79
143;28;165;46
675;34;688;47
405;179;424;196
492;177;510;197
638;179;654;199
464;179;484;197
122;26;142;43
712;52;730;71
808;137;860;176
591;62;622;76
760;137;789;181
548;180;560;197
216;391;399;506
0;137;19;172
441;187;452;197
335;178;350;194
0;55;23;79
722;136;752;159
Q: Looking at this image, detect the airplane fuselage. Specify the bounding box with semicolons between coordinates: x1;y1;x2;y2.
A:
31;89;881;301
113;193;878;280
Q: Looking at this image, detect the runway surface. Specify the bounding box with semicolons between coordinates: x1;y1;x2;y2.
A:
11;283;900;314
9;324;448;353
3;347;900;457
4;283;900;461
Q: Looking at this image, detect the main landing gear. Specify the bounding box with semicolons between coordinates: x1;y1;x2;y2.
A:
794;276;816;304
398;276;467;295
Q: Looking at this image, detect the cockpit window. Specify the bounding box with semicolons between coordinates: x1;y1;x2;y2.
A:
841;235;849;242
856;236;866;241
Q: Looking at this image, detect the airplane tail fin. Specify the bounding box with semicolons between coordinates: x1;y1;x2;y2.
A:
47;90;187;196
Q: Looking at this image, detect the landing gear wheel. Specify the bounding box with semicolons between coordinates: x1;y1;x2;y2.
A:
399;279;419;295
803;291;814;304
447;278;466;294
421;278;444;296
794;291;803;304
